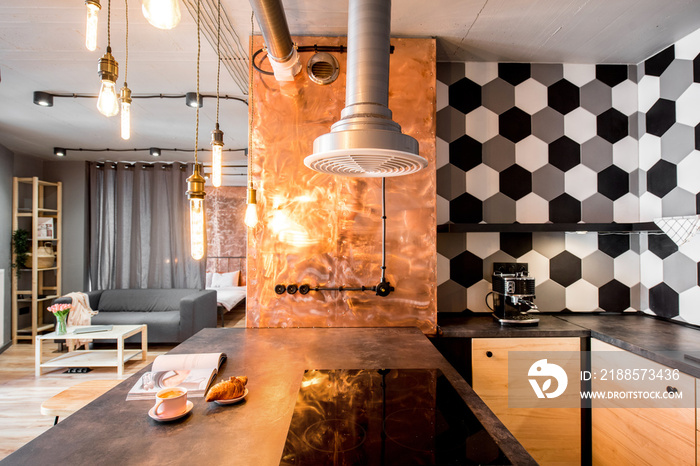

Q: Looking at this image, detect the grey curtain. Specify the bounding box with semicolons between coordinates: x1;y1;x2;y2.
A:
88;162;205;290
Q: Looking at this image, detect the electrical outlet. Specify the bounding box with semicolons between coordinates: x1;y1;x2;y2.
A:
493;262;528;275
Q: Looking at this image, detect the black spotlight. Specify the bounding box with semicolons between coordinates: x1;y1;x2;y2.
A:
33;91;54;107
149;147;161;157
53;147;66;157
185;92;203;108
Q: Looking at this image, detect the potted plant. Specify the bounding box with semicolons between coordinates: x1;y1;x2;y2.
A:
12;228;30;277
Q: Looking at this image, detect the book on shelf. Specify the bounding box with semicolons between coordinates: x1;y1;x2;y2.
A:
126;352;227;401
36;217;54;240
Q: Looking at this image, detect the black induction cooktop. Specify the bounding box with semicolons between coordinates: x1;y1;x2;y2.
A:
280;369;510;465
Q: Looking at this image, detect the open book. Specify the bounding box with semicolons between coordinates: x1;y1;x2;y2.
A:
126;352;226;401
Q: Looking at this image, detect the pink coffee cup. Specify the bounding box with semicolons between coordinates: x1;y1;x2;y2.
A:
153;387;188;417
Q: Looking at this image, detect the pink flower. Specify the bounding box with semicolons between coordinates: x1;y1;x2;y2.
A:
47;303;71;314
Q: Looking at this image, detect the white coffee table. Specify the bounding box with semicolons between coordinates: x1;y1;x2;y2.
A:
36;324;148;377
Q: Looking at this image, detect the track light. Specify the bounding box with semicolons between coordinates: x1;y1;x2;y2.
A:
85;0;101;51
54;147;67;157
33;91;54;107
150;147;161;157
185;92;203;108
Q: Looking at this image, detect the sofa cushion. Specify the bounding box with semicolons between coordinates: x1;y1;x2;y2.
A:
92;311;180;343
98;289;198;312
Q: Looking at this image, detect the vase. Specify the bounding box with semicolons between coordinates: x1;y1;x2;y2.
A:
55;312;68;335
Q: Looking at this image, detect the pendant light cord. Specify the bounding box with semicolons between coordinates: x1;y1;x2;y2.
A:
124;0;128;84
215;0;221;126
247;11;255;190
194;0;201;164
107;0;111;49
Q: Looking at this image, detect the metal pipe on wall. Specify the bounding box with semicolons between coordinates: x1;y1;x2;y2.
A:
249;0;301;81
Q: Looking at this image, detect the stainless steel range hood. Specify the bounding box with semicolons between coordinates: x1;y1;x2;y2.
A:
304;0;427;177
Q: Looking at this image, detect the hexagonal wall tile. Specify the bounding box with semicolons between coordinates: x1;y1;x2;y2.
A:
581;80;612;115
565;107;597;144
611;80;637;116
520;249;550;283
581;136;613;172
450;192;483;223
565;165;597;201
581;250;614;287
482;250;517;279
582;194;614;223
550;194;582;223
466;279;493;313
562;64;596;86
465;62;498;85
437;164;466;201
549;136;580;172
566;280;599;311
482;78;515;114
535;279;566;312
612;193;639;223
565;232;599;258
660;123;695;164
645;99;676;137
516;193;549;224
437;253;450;285
483;136;516;171
661;187;696;217
648;282;679;318
646;160;677;198
532;107;565;143
638;133;661;171
639;192;662;222
596;64;628;87
498;63;531;86
499;108;532;143
466;232;500;259
679;233;700;261
598;165;630;201
676;83;700;127
500;164;532;201
644;45;675;77
679;287;700;324
599;233;631;258
438;280;468;313
550;251;582;287
483;193;517;223
599;280;631;312
613;250;640;287
465;107;499;143
450;250;484;289
515;78;548;115
436;136;449;169
548;79;581;115
675;28;700;60
437;62;466;86
500;232;533;258
597;108;629;144
449;134;482;172
612;136;638;173
437;195;449;225
532;165;565;201
437;106;467;143
659;59;694;101
437;79;449;112
515;135;549;172
466;163;499;201
640;250;664;287
449;77;481;114
663;252;698;293
437;232;467;259
531;64;564;86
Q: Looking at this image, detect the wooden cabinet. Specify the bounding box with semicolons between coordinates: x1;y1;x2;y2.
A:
472;337;581;465
11;177;62;344
591;339;695;466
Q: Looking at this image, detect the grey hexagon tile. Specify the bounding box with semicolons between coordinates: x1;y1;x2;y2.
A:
437;232;467;259
531;63;564;86
437;280;468;313
437;195;449;225
436;164;466;200
437;79;449;112
629;168;641;198
628;64;639;83
663;252;697;293
436;106;466;143
466;232;501;259
630;283;641;311
581;79;613;115
661;187;696;217
582;193;614;222
482;250;517;281
437;253;450;285
483;193;517;223
536;279;566;312
466;279;493;313
659;123;695;164
566;280;600;311
437;62;466;86
532;107;565;143
482;136;516;172
581;136;613;172
629;111;640;139
532;165;565;201
581;250;615;287
482;78;516;114
659;59;694;101
436;137;449;169
533;232;566;257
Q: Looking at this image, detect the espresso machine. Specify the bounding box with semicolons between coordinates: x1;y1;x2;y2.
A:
491;270;539;325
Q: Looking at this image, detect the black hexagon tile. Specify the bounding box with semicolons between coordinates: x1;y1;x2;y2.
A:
449;134;482;172
644;45;675;77
648;282;679;318
449;77;481;114
645;98;676;137
599;280;631;312
500;232;533;258
596;64;628;87
450;250;484;289
500;164;532;201
550;251;582;287
548;79;580;115
646;160;677;198
597;108;629;144
498;63;530;86
450;192;483;223
598;233;630;258
549;136;580;172
598;165;630;201
499;107;532;143
549;193;581;223
648;233;679;260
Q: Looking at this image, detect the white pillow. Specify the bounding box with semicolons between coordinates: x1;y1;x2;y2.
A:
206;272;213;288
210;271;239;288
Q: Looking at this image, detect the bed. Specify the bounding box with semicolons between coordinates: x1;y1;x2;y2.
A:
206;256;246;327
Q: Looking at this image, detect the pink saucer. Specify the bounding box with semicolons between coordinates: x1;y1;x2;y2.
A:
148;400;193;421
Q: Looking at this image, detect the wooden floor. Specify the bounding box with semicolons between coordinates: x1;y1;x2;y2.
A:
0;310;245;461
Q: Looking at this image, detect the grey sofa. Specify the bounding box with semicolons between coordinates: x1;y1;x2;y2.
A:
54;289;217;343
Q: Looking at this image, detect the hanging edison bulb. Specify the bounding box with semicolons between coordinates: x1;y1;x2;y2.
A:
211;125;224;187
244;184;259;228
97;47;119;117
85;0;101;51
186;163;206;260
142;0;181;29
120;85;132;139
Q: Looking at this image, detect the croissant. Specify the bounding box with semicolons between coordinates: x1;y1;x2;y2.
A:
205;376;248;401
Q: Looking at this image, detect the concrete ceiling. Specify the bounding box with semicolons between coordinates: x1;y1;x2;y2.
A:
1;0;699;182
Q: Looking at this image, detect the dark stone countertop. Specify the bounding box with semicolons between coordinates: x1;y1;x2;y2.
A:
3;327;535;466
437;313;700;379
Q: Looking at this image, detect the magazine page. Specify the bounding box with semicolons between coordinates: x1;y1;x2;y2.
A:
151;352;226;372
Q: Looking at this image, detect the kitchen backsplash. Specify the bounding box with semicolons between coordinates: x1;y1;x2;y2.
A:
437;27;700;325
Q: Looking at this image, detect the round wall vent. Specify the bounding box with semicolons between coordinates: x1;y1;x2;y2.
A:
307;52;340;85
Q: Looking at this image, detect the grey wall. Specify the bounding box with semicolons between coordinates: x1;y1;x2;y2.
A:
0;144;13;347
44;161;88;294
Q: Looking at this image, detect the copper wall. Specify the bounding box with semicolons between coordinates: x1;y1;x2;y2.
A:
206;186;247;282
247;36;436;333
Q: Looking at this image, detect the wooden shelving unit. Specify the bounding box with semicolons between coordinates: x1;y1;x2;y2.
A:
11;177;62;345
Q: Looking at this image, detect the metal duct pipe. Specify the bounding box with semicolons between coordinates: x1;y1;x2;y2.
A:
305;0;426;177
249;0;301;81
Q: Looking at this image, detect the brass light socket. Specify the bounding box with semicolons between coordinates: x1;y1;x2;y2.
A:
85;0;101;9
247;187;257;205
120;86;132;104
98;47;119;83
186;163;206;200
211;127;224;145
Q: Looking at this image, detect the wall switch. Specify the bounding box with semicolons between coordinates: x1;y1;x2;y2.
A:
493;262;528;275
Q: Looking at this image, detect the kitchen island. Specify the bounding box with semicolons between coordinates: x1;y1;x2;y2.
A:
3;328;534;465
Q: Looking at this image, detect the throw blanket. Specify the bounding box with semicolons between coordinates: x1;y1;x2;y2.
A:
65;292;98;351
